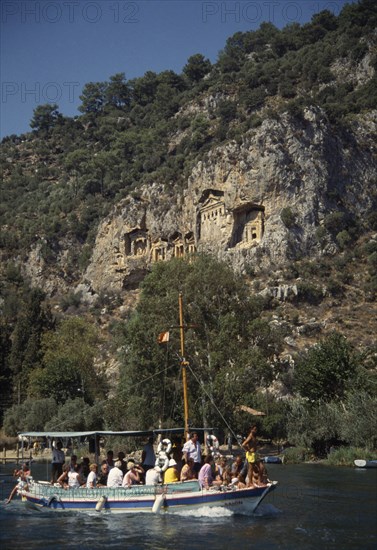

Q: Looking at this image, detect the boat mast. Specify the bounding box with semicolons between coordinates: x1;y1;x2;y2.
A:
178;293;190;441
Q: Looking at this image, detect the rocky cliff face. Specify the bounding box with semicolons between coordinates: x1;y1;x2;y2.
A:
82;106;377;297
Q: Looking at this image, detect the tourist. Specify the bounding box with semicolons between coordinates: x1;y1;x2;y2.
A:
242;425;268;487
68;463;84;488
141;437;156;474
231;455;246;478
222;465;233;486
198;455;222;490
6;464;30;504
180;457;195;481
117;451;127;474
57;464;70;489
105;450;115;470
164;458;179;483
122;462;143;486
80;457;90;481
145;466;161;485
97;463;109;486
107;460;124;487
69;455;78;472
51;441;65;484
182;432;202;476
86;464;98;488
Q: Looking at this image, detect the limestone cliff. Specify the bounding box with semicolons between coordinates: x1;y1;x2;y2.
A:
83;107;377;296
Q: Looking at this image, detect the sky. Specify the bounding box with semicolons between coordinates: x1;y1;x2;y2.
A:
0;0;353;138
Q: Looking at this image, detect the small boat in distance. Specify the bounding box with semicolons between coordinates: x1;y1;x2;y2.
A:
262;456;282;464
17;294;278;514
354;459;377;469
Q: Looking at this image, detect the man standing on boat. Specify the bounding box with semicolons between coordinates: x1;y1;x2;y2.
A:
141;437;156;474
182;432;202;477
51;441;65;484
242;425;268;487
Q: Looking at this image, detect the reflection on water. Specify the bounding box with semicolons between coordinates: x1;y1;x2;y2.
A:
1;463;376;549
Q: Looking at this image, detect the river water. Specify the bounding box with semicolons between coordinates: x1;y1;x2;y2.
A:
0;462;376;549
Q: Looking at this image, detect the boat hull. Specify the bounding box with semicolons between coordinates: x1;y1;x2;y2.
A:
20;480;277;515
354;459;377;469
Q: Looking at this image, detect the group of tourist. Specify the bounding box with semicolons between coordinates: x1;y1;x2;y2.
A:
6;425;269;502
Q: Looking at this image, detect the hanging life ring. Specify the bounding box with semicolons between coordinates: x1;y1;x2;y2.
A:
155;455;169;472
206;434;219;452
157;438;172;456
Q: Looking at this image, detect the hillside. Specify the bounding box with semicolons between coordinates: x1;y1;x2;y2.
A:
0;1;376;441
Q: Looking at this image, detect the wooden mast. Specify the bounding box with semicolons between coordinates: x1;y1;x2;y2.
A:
178;293;190;441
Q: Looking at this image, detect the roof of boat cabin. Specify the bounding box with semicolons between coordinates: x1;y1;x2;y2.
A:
18;428;215;438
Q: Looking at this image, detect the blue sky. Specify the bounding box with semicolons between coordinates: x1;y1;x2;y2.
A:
1;0;352;138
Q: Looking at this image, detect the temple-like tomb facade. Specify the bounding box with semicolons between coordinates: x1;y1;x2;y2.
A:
230;203;265;248
120;191;264;266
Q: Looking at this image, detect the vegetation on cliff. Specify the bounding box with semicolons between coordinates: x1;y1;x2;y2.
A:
1;1;376;455
1;0;376;271
2;256;376;456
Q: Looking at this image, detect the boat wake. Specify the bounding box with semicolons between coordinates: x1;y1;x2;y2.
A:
172;505;234;518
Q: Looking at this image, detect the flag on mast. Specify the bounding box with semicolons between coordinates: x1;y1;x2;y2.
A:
157;331;170;344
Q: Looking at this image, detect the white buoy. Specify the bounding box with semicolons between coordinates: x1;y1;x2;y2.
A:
152;494;165;514
96;495;107;511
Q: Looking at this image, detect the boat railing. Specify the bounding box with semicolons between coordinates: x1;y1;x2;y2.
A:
27;479;201;499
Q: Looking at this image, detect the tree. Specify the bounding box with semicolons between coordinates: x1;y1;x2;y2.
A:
3;398;57;435
79;81;107;113
8;288;54;403
183;54;212;83
110;256;281;432
33;317;104;404
294;332;358;402
30;104;62;132
105;73;131;109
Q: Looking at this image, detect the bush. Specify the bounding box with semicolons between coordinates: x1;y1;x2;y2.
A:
324;211;347;234
336;230;352;249
282;446;312;464
295;281;323;304
281;207;296;228
325;446;375;467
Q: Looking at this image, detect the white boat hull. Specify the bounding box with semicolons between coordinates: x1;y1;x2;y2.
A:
20;479;277;515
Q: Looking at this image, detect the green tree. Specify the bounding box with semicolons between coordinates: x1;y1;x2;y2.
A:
3;398;57;435
8;288;54;403
30;104;62;132
32;317;104;404
105;72;131;109
183;54;212;83
79;81;107;113
111;256;281;432
294;333;358;402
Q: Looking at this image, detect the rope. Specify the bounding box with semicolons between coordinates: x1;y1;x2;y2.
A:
186;363;241;447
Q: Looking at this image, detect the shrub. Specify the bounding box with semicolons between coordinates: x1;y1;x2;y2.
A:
325;446;375;467
295;281;323;304
324;211;347;234
281;207;296;228
282;446;312;464
336;230;352;249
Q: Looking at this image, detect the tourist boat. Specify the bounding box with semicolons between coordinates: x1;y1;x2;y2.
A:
17;428;277;514
17;294;278;514
354;459;377;469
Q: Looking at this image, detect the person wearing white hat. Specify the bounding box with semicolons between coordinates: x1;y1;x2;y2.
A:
163;458;179;484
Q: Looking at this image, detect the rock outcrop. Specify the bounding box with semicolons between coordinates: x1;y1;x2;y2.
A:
83;107;377;294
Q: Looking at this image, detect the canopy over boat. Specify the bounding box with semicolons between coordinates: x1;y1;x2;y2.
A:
18;428;214;439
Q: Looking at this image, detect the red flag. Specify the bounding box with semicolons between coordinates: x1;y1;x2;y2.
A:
157;331;170;344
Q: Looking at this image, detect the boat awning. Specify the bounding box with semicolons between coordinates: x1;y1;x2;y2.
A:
18;428;216;439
